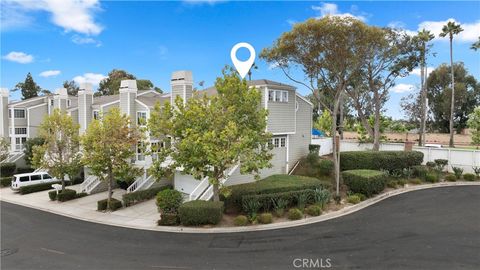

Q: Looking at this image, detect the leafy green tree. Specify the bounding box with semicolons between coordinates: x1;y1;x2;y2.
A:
148;68;272;201
261;17;383;195
471;37;480;51
440;21;464;147
23;137;45;166
467;107;480;147
13;72;42;100
427;63;479;133
81;107;141;208
97;69;160;95
63;80;80;96
32;109;82;191
0;137;9;161
314;110;333;136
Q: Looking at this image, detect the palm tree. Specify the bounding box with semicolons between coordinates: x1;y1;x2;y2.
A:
416;29;435;146
439;21;463;147
471;37;480;51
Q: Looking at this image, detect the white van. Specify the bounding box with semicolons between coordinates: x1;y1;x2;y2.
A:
10;172;59;191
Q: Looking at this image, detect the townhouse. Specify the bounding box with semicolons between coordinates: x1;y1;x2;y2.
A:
0;71;312;200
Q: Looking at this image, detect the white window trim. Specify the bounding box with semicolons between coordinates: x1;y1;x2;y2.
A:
268;90;289;103
93;110;100;120
137;111;147;126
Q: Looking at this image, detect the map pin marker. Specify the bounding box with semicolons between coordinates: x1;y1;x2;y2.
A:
231;42;256;79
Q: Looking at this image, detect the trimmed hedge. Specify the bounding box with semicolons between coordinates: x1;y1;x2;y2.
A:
233;215;248;226
1;163;16;177
242;189;315;212
48;190;57;200
287;208;303;220
158;212;179;226
178;200;224;226
1;177;12;187
97;198;123;211
464;173;476;181
223;174;331;211
342;170;387;197
258;213;273;224
122;185;172;207
57;189;77;202
412;165;428;179
340;151;424;172
49;190;87;201
306;205;322;216
18;181;61;194
318;159;334;176
156;189;183;214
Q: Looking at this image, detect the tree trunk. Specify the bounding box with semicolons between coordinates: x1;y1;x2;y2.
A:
61;175;65;191
372;91;381;151
332;93;341;196
419;53;426;146
107;169;114;210
339;93;344;140
212;183;220;202
449;37;455;148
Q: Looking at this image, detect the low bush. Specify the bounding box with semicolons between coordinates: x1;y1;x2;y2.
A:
224;174;331;211
347;195;361;204
308;144;320;155
48;190;57;200
426;161;436;168
178;200;224;226
397;179;407;187
353;193;367;201
57;189;77;202
0;163;16;177
434;159;448;171
1;177;12;187
412;165;428;179
242;189;315;213
305;205;322;216
425;173;439;183
158;213;179;226
463;173;476;181
408;178;422;185
257;213;273;224
445;174;457;182
318;159;334;176
156;189;183;214
342;170;387;197
97;198;122;211
76;192;88;199
233;215;249;226
18;181;60;194
340;151;424;172
242;196;262;220
15;167;35;174
287;208;303;220
123;185;172;207
452;167;463;179
313;187;331;208
387;180;398;189
272;197;288;217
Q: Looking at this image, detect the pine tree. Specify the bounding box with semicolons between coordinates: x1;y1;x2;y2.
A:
14;72;42;100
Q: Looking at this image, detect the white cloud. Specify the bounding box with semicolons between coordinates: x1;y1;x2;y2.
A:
410;67;435;77
73;73;107;86
2;51;34;63
71;35;102;47
312;2;367;22
39;70;61;77
286;19;297;26
391;83;415;93
2;0;103;35
417;19;480;42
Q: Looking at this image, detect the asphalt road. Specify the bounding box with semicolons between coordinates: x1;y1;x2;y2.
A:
1;186;479;270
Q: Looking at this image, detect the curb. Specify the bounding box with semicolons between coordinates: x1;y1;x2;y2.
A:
2;182;480;234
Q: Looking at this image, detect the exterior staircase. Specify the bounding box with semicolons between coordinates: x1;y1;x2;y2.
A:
126;174;156;193
3;152;24;163
187;164;239;201
80;175;107;194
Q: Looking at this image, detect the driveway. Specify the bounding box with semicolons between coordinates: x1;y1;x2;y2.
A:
1;186;479;270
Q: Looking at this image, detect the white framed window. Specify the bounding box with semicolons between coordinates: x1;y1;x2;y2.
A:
50;100;54;106
137;111;147;126
271;137;286;148
268;90;275;101
268;90;289;103
295;101;299;112
15;137;27;151
67;99;71;107
282;91;288;102
274;138;280;148
15;128;27;135
280;137;286;147
137;142;145;161
10;109;25;118
93;110;100;120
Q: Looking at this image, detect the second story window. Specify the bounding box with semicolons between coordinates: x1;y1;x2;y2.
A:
50;100;54;106
67;100;71;107
137;111;147;126
15;128;27;135
13;109;25;118
268;90;288;103
93;110;100;120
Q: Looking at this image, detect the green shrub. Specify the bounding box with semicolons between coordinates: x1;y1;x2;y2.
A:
48;190;57;200
295;190;311;209
340;151;423;172
178;200;224;226
18;181;61;194
313;188;330;208
412;165;428;179
0;163;16;177
1;177;12;187
408;178;422;185
426;161;436;168
76;192;88;199
242;189;315;213
305;205;322;216
242;196;262;220
224;174;331;211
342;170;387;197
156;189;183;214
318;159;334;176
97;198;122;211
445;174;457;182
233;215;249;226
57;189;77;202
353;193;367;201
287;208;303;220
15;167;35;174
308;144;320;155
347;195;361;204
158;213;179;226
452;167;463;179
387;180;398;188
472;167;480;178
271;197;288;217
463;173;476;181
257;213;273;224
434;159;448;171
397;179;407;187
123;185;172;207
425;173;439;183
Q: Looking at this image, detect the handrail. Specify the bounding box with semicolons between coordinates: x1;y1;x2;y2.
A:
199;164;239;201
189;176;210;201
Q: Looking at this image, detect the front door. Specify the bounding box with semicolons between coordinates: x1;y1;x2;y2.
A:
14;137;27;151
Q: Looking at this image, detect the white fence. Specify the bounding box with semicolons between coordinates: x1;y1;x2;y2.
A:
311;137;480;173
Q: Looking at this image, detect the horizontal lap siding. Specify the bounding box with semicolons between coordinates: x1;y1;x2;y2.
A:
267;88;295;134
288;96;311;168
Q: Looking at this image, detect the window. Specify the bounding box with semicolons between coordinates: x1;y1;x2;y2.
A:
268;90;288;103
137;142;145;161
67;99;71;107
137;112;147;126
273;138;280;148
280;137;286;147
30;174;42;181
275;91;281;102
10;109;25;118
93;110;100;120
15;128;27;135
15;137;26;150
295;101;299;112
282;91;288;102
271;137;286;148
268;90;274;101
151;141;164;160
42;174;52;180
19;176;29;182
50;100;54;106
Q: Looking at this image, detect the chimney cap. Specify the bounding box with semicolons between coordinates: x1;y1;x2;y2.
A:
0;88;8;97
120;80;137;90
79;83;93;93
55;88;68;97
171;70;193;82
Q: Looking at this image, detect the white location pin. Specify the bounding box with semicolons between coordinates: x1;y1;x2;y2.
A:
230;42;256;79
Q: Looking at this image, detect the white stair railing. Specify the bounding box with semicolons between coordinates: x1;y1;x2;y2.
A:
199;164;239;201
80;175;99;194
126;174;155;193
188;176;210;201
4;152;24;163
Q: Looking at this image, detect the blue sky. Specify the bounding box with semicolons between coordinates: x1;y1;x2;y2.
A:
1;0;479;119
